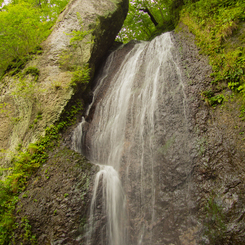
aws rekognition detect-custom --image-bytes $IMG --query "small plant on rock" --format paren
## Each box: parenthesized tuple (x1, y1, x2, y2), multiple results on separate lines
(23, 67, 40, 81)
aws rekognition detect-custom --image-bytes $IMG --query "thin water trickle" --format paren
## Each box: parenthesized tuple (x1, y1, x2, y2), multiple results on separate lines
(73, 32, 192, 244)
(86, 165, 127, 245)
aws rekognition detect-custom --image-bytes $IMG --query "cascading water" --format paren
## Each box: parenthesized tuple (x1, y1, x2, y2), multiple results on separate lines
(73, 32, 195, 244)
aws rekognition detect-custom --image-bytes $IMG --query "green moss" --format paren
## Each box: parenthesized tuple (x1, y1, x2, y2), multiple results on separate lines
(179, 0, 245, 105)
(23, 67, 40, 81)
(1, 46, 43, 80)
(0, 97, 85, 244)
(204, 198, 227, 244)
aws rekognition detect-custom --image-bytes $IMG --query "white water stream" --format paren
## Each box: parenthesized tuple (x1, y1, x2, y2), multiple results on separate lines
(73, 32, 189, 245)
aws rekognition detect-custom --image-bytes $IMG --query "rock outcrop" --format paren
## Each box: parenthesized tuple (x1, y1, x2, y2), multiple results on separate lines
(68, 26, 245, 244)
(3, 0, 245, 243)
(172, 26, 245, 244)
(0, 0, 128, 168)
(14, 142, 99, 244)
(1, 0, 128, 243)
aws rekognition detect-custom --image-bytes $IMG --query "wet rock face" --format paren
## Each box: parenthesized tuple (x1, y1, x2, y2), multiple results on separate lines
(0, 0, 128, 168)
(13, 23, 245, 244)
(81, 33, 201, 244)
(80, 28, 245, 244)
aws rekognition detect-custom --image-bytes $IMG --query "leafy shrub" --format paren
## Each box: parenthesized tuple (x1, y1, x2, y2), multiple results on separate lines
(0, 0, 69, 77)
(71, 65, 90, 91)
(180, 0, 245, 104)
(3, 57, 31, 77)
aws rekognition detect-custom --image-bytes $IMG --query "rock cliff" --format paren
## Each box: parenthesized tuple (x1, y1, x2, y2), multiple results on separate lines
(0, 0, 128, 243)
(173, 26, 245, 244)
(67, 27, 245, 244)
(12, 24, 245, 245)
(0, 0, 128, 169)
(2, 0, 245, 244)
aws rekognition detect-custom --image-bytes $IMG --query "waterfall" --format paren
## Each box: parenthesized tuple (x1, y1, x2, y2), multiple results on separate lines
(73, 32, 194, 245)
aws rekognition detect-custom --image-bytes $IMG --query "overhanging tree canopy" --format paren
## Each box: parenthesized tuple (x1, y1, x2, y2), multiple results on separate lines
(0, 0, 69, 76)
(117, 0, 186, 42)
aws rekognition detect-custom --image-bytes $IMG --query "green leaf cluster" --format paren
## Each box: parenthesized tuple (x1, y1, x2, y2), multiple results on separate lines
(117, 0, 185, 42)
(180, 0, 245, 104)
(0, 0, 69, 77)
(201, 90, 224, 107)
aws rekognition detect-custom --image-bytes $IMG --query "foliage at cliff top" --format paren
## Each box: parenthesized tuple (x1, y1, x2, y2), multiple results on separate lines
(117, 0, 185, 42)
(0, 0, 69, 77)
(179, 0, 245, 105)
(119, 0, 245, 107)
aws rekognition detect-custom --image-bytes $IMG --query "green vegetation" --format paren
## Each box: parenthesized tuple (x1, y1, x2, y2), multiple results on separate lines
(0, 17, 92, 244)
(201, 90, 225, 106)
(117, 0, 186, 42)
(68, 13, 94, 48)
(19, 216, 37, 244)
(180, 0, 245, 105)
(0, 99, 83, 244)
(23, 67, 40, 81)
(118, 0, 245, 111)
(204, 198, 227, 244)
(0, 46, 43, 79)
(70, 64, 91, 92)
(0, 0, 244, 243)
(0, 0, 69, 77)
(59, 13, 93, 71)
(0, 102, 9, 117)
(29, 112, 43, 129)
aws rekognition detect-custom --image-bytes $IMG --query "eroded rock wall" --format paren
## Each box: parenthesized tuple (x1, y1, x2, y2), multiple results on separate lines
(173, 25, 245, 244)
